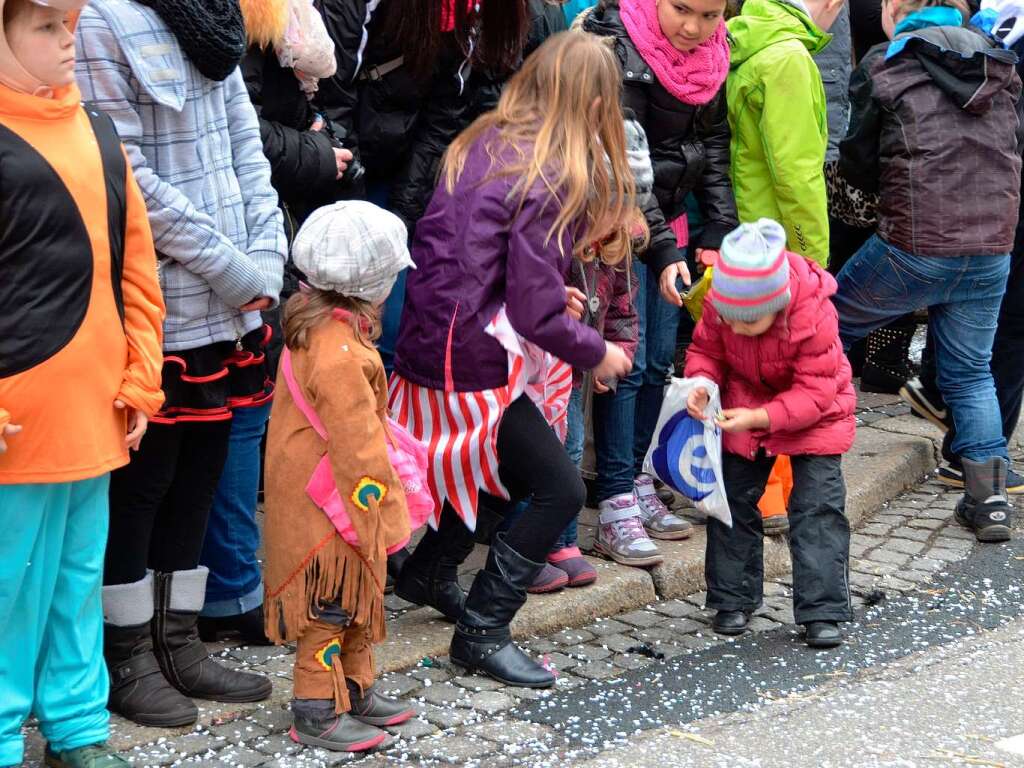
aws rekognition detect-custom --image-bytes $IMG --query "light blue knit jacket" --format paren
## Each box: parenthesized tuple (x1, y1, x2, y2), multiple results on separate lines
(75, 0, 286, 352)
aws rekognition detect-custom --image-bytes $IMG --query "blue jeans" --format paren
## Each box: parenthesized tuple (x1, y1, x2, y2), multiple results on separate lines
(200, 401, 272, 617)
(593, 259, 681, 501)
(834, 236, 1010, 463)
(500, 389, 583, 551)
(365, 180, 405, 374)
(0, 476, 111, 766)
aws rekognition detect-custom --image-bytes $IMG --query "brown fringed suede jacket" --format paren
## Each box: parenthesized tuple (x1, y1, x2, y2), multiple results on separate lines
(263, 314, 411, 644)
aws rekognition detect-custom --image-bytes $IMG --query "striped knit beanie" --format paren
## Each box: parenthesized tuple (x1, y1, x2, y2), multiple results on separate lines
(710, 219, 792, 322)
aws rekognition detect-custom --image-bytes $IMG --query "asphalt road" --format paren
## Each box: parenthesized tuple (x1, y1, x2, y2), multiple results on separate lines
(515, 520, 1024, 767)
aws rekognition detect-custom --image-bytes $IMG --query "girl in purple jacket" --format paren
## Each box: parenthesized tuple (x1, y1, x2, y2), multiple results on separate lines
(389, 31, 638, 687)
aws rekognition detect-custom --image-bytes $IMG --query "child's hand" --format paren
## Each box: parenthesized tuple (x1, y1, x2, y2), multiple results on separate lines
(0, 422, 22, 454)
(716, 407, 769, 433)
(658, 261, 692, 307)
(115, 400, 149, 451)
(565, 286, 587, 321)
(687, 387, 709, 420)
(593, 342, 631, 383)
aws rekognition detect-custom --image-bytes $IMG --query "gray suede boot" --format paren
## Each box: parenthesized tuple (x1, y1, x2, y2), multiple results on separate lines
(955, 457, 1013, 542)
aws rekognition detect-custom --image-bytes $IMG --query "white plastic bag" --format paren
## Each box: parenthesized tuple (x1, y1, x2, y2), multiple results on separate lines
(277, 0, 337, 97)
(642, 376, 731, 527)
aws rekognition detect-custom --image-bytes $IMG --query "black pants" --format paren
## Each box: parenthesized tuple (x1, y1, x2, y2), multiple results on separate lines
(105, 420, 232, 586)
(921, 246, 1024, 464)
(412, 395, 585, 566)
(706, 453, 852, 624)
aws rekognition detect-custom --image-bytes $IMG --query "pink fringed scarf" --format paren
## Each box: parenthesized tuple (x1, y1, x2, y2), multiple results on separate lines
(619, 0, 730, 106)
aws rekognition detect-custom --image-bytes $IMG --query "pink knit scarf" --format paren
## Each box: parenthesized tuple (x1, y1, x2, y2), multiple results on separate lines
(619, 0, 730, 106)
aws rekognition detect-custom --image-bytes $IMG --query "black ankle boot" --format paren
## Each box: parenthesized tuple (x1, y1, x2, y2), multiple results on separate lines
(394, 514, 475, 622)
(449, 534, 554, 688)
(861, 323, 917, 395)
(103, 574, 198, 727)
(153, 569, 272, 703)
(198, 605, 272, 646)
(712, 610, 751, 636)
(105, 622, 198, 727)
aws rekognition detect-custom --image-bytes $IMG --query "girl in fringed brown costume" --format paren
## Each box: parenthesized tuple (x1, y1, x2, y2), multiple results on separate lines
(263, 201, 416, 752)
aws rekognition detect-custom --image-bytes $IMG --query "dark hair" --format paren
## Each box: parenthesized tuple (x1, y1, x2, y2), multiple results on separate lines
(382, 0, 530, 78)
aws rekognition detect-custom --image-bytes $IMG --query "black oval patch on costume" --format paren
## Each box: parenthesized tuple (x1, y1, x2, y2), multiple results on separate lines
(0, 124, 93, 378)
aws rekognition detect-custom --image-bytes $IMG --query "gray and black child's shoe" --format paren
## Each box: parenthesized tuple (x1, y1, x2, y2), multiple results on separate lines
(956, 457, 1014, 542)
(347, 680, 417, 727)
(291, 699, 388, 753)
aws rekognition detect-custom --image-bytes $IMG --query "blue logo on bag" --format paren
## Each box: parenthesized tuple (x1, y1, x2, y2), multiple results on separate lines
(651, 411, 717, 501)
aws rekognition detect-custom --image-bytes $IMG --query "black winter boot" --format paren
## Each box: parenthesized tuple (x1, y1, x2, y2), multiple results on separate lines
(860, 322, 918, 395)
(198, 605, 272, 646)
(449, 534, 555, 688)
(394, 510, 476, 622)
(103, 574, 198, 727)
(956, 458, 1014, 542)
(290, 699, 388, 753)
(153, 568, 272, 703)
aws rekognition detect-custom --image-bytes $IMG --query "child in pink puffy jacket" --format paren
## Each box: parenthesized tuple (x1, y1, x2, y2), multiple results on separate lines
(684, 218, 856, 649)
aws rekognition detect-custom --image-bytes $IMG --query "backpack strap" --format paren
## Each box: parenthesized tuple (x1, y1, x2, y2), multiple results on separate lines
(84, 107, 128, 324)
(281, 347, 330, 441)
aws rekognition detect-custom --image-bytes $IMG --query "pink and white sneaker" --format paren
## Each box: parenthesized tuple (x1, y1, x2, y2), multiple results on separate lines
(594, 493, 663, 567)
(635, 474, 694, 541)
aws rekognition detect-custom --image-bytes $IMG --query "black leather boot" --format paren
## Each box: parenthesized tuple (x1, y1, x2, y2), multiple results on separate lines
(198, 605, 272, 646)
(861, 322, 917, 394)
(956, 457, 1013, 542)
(153, 568, 272, 703)
(712, 610, 751, 636)
(103, 574, 198, 727)
(394, 509, 476, 622)
(449, 534, 555, 688)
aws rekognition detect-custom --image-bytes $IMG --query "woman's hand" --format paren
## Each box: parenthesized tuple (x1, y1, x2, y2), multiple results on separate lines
(686, 387, 709, 420)
(716, 407, 770, 433)
(115, 400, 148, 451)
(565, 286, 587, 321)
(593, 342, 631, 384)
(0, 422, 22, 454)
(659, 261, 692, 307)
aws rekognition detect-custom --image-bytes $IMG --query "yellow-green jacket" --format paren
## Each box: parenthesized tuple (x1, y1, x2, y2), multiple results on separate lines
(726, 0, 831, 266)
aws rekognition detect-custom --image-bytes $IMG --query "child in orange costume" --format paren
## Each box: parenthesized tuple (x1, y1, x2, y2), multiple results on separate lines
(0, 1, 164, 766)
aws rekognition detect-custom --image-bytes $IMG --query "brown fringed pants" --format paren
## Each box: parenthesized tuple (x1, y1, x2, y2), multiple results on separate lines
(293, 608, 376, 713)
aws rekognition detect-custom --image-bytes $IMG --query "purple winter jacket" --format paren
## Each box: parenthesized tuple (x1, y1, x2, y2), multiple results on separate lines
(393, 133, 607, 392)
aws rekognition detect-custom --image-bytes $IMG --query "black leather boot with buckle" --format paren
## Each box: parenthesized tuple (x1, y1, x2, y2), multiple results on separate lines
(449, 534, 555, 688)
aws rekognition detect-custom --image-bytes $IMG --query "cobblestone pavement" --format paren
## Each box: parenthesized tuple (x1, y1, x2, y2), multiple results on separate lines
(63, 465, 1015, 768)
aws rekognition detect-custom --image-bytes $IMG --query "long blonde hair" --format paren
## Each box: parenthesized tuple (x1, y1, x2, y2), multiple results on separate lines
(283, 288, 381, 351)
(443, 31, 644, 265)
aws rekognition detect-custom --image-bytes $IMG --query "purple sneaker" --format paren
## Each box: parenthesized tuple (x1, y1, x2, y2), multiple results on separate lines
(548, 546, 597, 587)
(527, 563, 569, 594)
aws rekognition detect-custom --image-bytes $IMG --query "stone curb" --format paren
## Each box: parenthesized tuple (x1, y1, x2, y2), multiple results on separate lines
(99, 412, 940, 749)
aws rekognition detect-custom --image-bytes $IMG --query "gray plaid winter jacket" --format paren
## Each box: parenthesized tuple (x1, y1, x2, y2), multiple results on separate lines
(75, 0, 286, 352)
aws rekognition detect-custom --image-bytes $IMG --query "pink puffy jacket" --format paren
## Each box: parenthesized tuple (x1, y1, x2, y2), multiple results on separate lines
(684, 252, 856, 460)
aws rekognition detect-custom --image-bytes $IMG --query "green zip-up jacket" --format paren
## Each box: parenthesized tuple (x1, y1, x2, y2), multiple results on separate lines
(727, 0, 831, 266)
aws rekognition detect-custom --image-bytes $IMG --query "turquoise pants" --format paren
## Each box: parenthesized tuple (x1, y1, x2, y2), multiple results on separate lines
(0, 476, 111, 766)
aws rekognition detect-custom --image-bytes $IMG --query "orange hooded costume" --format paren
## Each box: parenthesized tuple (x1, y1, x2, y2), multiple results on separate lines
(0, 1, 165, 484)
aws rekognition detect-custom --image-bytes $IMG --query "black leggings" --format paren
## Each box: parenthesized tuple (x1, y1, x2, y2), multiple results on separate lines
(105, 420, 232, 585)
(415, 395, 585, 564)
